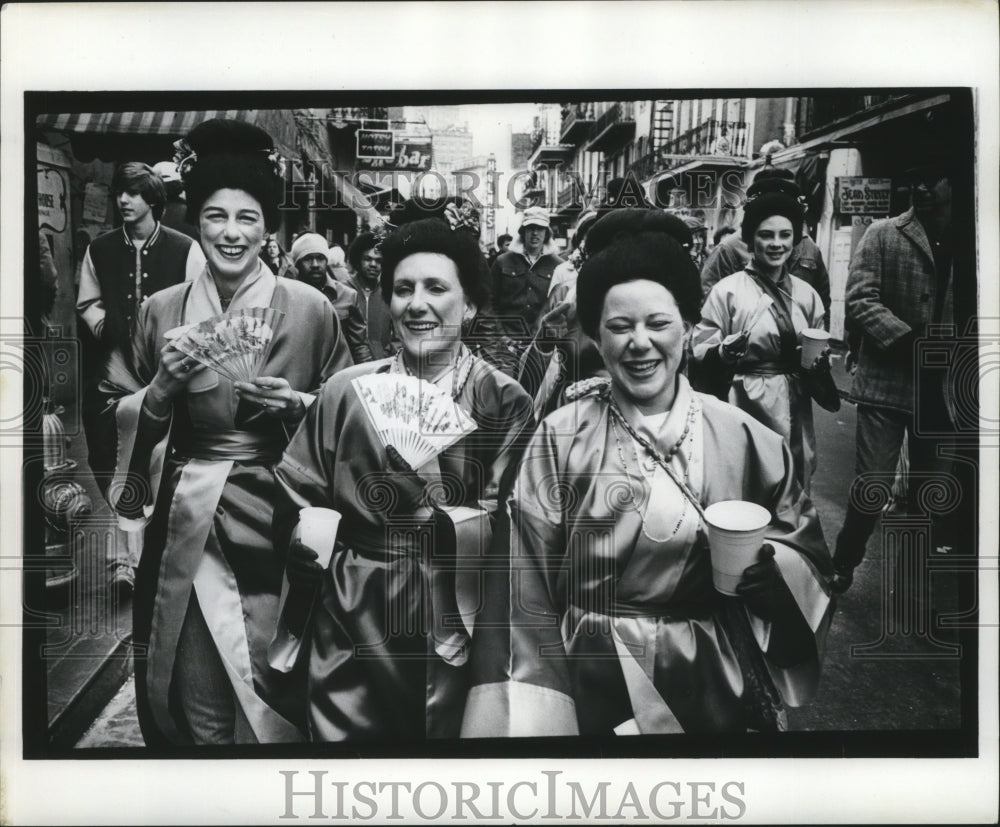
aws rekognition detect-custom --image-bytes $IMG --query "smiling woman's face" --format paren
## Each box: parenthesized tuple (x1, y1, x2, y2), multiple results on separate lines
(597, 279, 688, 415)
(752, 215, 794, 276)
(390, 252, 473, 370)
(199, 188, 266, 283)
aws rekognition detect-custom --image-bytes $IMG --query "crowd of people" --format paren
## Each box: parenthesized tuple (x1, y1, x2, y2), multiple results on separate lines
(68, 116, 956, 745)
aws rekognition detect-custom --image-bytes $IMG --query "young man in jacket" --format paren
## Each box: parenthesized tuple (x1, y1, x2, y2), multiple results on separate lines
(485, 206, 564, 375)
(76, 161, 205, 592)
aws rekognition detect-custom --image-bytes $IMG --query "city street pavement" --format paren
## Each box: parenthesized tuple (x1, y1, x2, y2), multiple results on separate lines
(75, 371, 966, 747)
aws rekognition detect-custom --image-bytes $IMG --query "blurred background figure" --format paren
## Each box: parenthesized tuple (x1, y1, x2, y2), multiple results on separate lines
(683, 215, 709, 270)
(486, 206, 564, 376)
(291, 232, 372, 364)
(347, 231, 396, 360)
(261, 234, 296, 278)
(152, 160, 200, 241)
(327, 244, 351, 282)
(487, 233, 512, 267)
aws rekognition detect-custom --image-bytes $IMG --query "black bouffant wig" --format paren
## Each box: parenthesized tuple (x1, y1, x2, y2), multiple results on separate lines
(576, 209, 702, 338)
(740, 191, 805, 247)
(180, 119, 284, 232)
(585, 208, 694, 256)
(378, 218, 490, 309)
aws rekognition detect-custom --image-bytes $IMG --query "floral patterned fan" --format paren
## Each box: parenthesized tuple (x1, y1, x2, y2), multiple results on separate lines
(169, 307, 284, 383)
(352, 373, 478, 469)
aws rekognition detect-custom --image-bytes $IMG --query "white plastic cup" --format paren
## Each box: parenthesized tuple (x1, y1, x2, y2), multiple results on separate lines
(298, 507, 342, 568)
(704, 500, 771, 595)
(800, 328, 831, 368)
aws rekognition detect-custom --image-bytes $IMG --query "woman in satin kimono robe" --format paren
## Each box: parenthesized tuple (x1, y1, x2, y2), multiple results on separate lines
(272, 217, 534, 741)
(691, 184, 835, 495)
(109, 120, 352, 746)
(462, 210, 833, 736)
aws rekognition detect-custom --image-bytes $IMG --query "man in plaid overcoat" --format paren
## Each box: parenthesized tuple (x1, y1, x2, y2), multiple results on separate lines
(830, 165, 955, 593)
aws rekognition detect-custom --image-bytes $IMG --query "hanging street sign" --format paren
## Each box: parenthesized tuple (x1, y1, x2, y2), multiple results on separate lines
(356, 129, 395, 160)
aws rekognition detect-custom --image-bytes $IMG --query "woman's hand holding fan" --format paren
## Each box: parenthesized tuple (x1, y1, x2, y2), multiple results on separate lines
(169, 307, 285, 384)
(147, 340, 209, 414)
(352, 373, 478, 472)
(234, 375, 305, 421)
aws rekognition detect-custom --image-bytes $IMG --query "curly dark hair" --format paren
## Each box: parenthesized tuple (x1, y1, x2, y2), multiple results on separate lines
(378, 218, 490, 309)
(180, 119, 284, 232)
(347, 232, 381, 271)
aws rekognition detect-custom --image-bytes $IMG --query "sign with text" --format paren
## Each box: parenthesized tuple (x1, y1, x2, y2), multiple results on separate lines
(37, 165, 69, 233)
(356, 128, 395, 160)
(358, 139, 433, 171)
(835, 177, 892, 215)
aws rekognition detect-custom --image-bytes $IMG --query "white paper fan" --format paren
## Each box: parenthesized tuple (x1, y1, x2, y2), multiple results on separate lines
(352, 373, 478, 469)
(170, 307, 284, 383)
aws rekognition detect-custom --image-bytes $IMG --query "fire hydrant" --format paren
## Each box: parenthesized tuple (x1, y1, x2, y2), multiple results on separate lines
(41, 400, 93, 590)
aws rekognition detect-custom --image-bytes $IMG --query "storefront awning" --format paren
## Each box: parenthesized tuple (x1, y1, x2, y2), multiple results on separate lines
(36, 110, 299, 159)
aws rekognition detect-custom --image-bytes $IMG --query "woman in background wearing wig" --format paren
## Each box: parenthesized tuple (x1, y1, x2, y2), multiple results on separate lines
(692, 181, 838, 496)
(110, 119, 352, 746)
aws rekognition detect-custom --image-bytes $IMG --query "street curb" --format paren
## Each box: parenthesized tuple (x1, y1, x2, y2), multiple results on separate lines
(49, 635, 133, 749)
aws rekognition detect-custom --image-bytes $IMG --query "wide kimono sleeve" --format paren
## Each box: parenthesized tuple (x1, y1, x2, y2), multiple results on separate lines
(691, 279, 737, 362)
(845, 221, 911, 349)
(107, 296, 174, 528)
(461, 417, 580, 737)
(476, 371, 536, 509)
(699, 240, 746, 300)
(271, 379, 342, 560)
(721, 409, 834, 705)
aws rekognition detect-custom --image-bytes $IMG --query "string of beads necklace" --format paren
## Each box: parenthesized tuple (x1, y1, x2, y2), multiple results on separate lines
(608, 396, 697, 543)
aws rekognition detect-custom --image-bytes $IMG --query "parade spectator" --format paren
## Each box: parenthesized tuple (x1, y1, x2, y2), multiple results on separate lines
(273, 218, 533, 741)
(684, 215, 709, 270)
(487, 233, 512, 266)
(109, 119, 352, 746)
(487, 206, 564, 375)
(830, 162, 956, 593)
(152, 160, 200, 241)
(463, 217, 832, 736)
(291, 232, 373, 363)
(700, 170, 831, 328)
(327, 244, 351, 282)
(347, 231, 396, 359)
(76, 161, 205, 592)
(261, 234, 296, 278)
(692, 181, 838, 496)
(713, 225, 737, 248)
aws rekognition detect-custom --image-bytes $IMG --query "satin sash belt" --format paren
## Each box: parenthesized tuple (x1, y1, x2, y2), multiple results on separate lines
(172, 428, 284, 463)
(739, 361, 796, 377)
(572, 597, 718, 620)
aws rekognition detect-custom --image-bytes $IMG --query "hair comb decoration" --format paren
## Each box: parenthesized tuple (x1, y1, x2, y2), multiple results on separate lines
(443, 200, 482, 237)
(172, 138, 197, 180)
